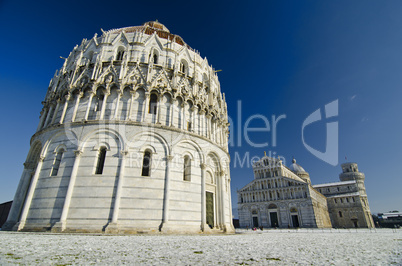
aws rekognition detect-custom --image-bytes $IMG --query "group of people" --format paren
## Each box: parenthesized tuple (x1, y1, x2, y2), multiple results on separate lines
(246, 226, 264, 231)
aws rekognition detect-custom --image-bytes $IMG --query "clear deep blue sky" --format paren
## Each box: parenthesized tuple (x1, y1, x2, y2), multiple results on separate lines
(0, 0, 401, 215)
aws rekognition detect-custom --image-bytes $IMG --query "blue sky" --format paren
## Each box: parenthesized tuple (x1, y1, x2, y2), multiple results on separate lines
(0, 0, 401, 215)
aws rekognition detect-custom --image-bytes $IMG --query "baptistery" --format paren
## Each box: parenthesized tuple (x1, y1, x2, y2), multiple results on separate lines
(4, 21, 234, 234)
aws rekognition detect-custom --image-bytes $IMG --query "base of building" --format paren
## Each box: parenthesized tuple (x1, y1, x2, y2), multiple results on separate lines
(4, 221, 231, 235)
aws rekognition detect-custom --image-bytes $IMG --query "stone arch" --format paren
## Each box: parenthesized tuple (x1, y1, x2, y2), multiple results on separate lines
(131, 131, 170, 177)
(180, 59, 188, 74)
(206, 152, 221, 173)
(206, 170, 214, 184)
(131, 131, 170, 157)
(52, 143, 68, 154)
(79, 128, 125, 153)
(41, 130, 78, 159)
(172, 139, 204, 165)
(115, 46, 125, 61)
(268, 204, 278, 209)
(26, 140, 43, 169)
(149, 48, 160, 64)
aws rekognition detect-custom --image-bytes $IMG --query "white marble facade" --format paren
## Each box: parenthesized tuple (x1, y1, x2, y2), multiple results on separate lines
(238, 156, 332, 229)
(238, 156, 374, 229)
(3, 21, 234, 234)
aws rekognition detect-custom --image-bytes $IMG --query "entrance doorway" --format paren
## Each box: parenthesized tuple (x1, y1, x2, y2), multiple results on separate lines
(270, 212, 278, 227)
(206, 192, 214, 229)
(291, 215, 299, 228)
(352, 219, 358, 228)
(252, 216, 259, 228)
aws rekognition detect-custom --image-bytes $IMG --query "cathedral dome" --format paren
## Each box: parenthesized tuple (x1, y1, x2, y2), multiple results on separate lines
(289, 159, 306, 173)
(288, 159, 311, 184)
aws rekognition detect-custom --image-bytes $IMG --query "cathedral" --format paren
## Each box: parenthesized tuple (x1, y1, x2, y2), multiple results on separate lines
(238, 154, 374, 229)
(3, 21, 234, 234)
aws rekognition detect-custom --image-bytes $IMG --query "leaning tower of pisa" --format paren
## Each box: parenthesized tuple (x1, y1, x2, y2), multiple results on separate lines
(4, 21, 234, 234)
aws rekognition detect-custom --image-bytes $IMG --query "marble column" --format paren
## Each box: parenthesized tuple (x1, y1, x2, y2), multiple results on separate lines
(156, 95, 162, 124)
(110, 151, 128, 224)
(200, 163, 209, 231)
(99, 91, 110, 120)
(190, 106, 197, 132)
(84, 92, 95, 121)
(2, 164, 35, 230)
(181, 102, 186, 130)
(17, 156, 45, 231)
(59, 94, 71, 124)
(199, 110, 205, 136)
(169, 99, 175, 127)
(51, 100, 61, 124)
(113, 91, 122, 120)
(43, 104, 55, 128)
(52, 150, 82, 232)
(161, 155, 173, 232)
(127, 92, 135, 121)
(142, 92, 150, 123)
(71, 92, 83, 122)
(206, 114, 212, 138)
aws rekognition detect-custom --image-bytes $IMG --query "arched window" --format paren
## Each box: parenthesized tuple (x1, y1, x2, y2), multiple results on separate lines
(141, 151, 151, 176)
(51, 149, 65, 176)
(116, 48, 125, 61)
(339, 211, 343, 218)
(180, 60, 187, 74)
(183, 156, 191, 181)
(95, 147, 107, 174)
(148, 94, 158, 115)
(153, 54, 158, 64)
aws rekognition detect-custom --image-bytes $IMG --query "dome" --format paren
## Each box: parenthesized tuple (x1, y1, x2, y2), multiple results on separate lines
(3, 22, 234, 235)
(107, 21, 189, 48)
(288, 158, 306, 173)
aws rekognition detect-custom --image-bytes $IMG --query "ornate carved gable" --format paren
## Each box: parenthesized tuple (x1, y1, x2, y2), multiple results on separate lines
(111, 32, 129, 47)
(178, 45, 193, 64)
(151, 70, 171, 90)
(143, 33, 164, 51)
(124, 64, 146, 87)
(98, 65, 119, 85)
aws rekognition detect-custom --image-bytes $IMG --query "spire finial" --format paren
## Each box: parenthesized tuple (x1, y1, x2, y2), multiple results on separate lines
(264, 151, 266, 156)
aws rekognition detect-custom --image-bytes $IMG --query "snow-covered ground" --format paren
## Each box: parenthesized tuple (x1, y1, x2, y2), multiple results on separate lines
(0, 229, 401, 265)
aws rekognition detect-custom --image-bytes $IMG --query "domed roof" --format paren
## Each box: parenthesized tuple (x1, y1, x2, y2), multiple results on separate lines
(107, 21, 188, 48)
(288, 159, 307, 173)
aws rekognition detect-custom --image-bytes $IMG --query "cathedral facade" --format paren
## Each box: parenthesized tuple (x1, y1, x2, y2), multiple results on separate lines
(3, 21, 234, 234)
(238, 155, 374, 229)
